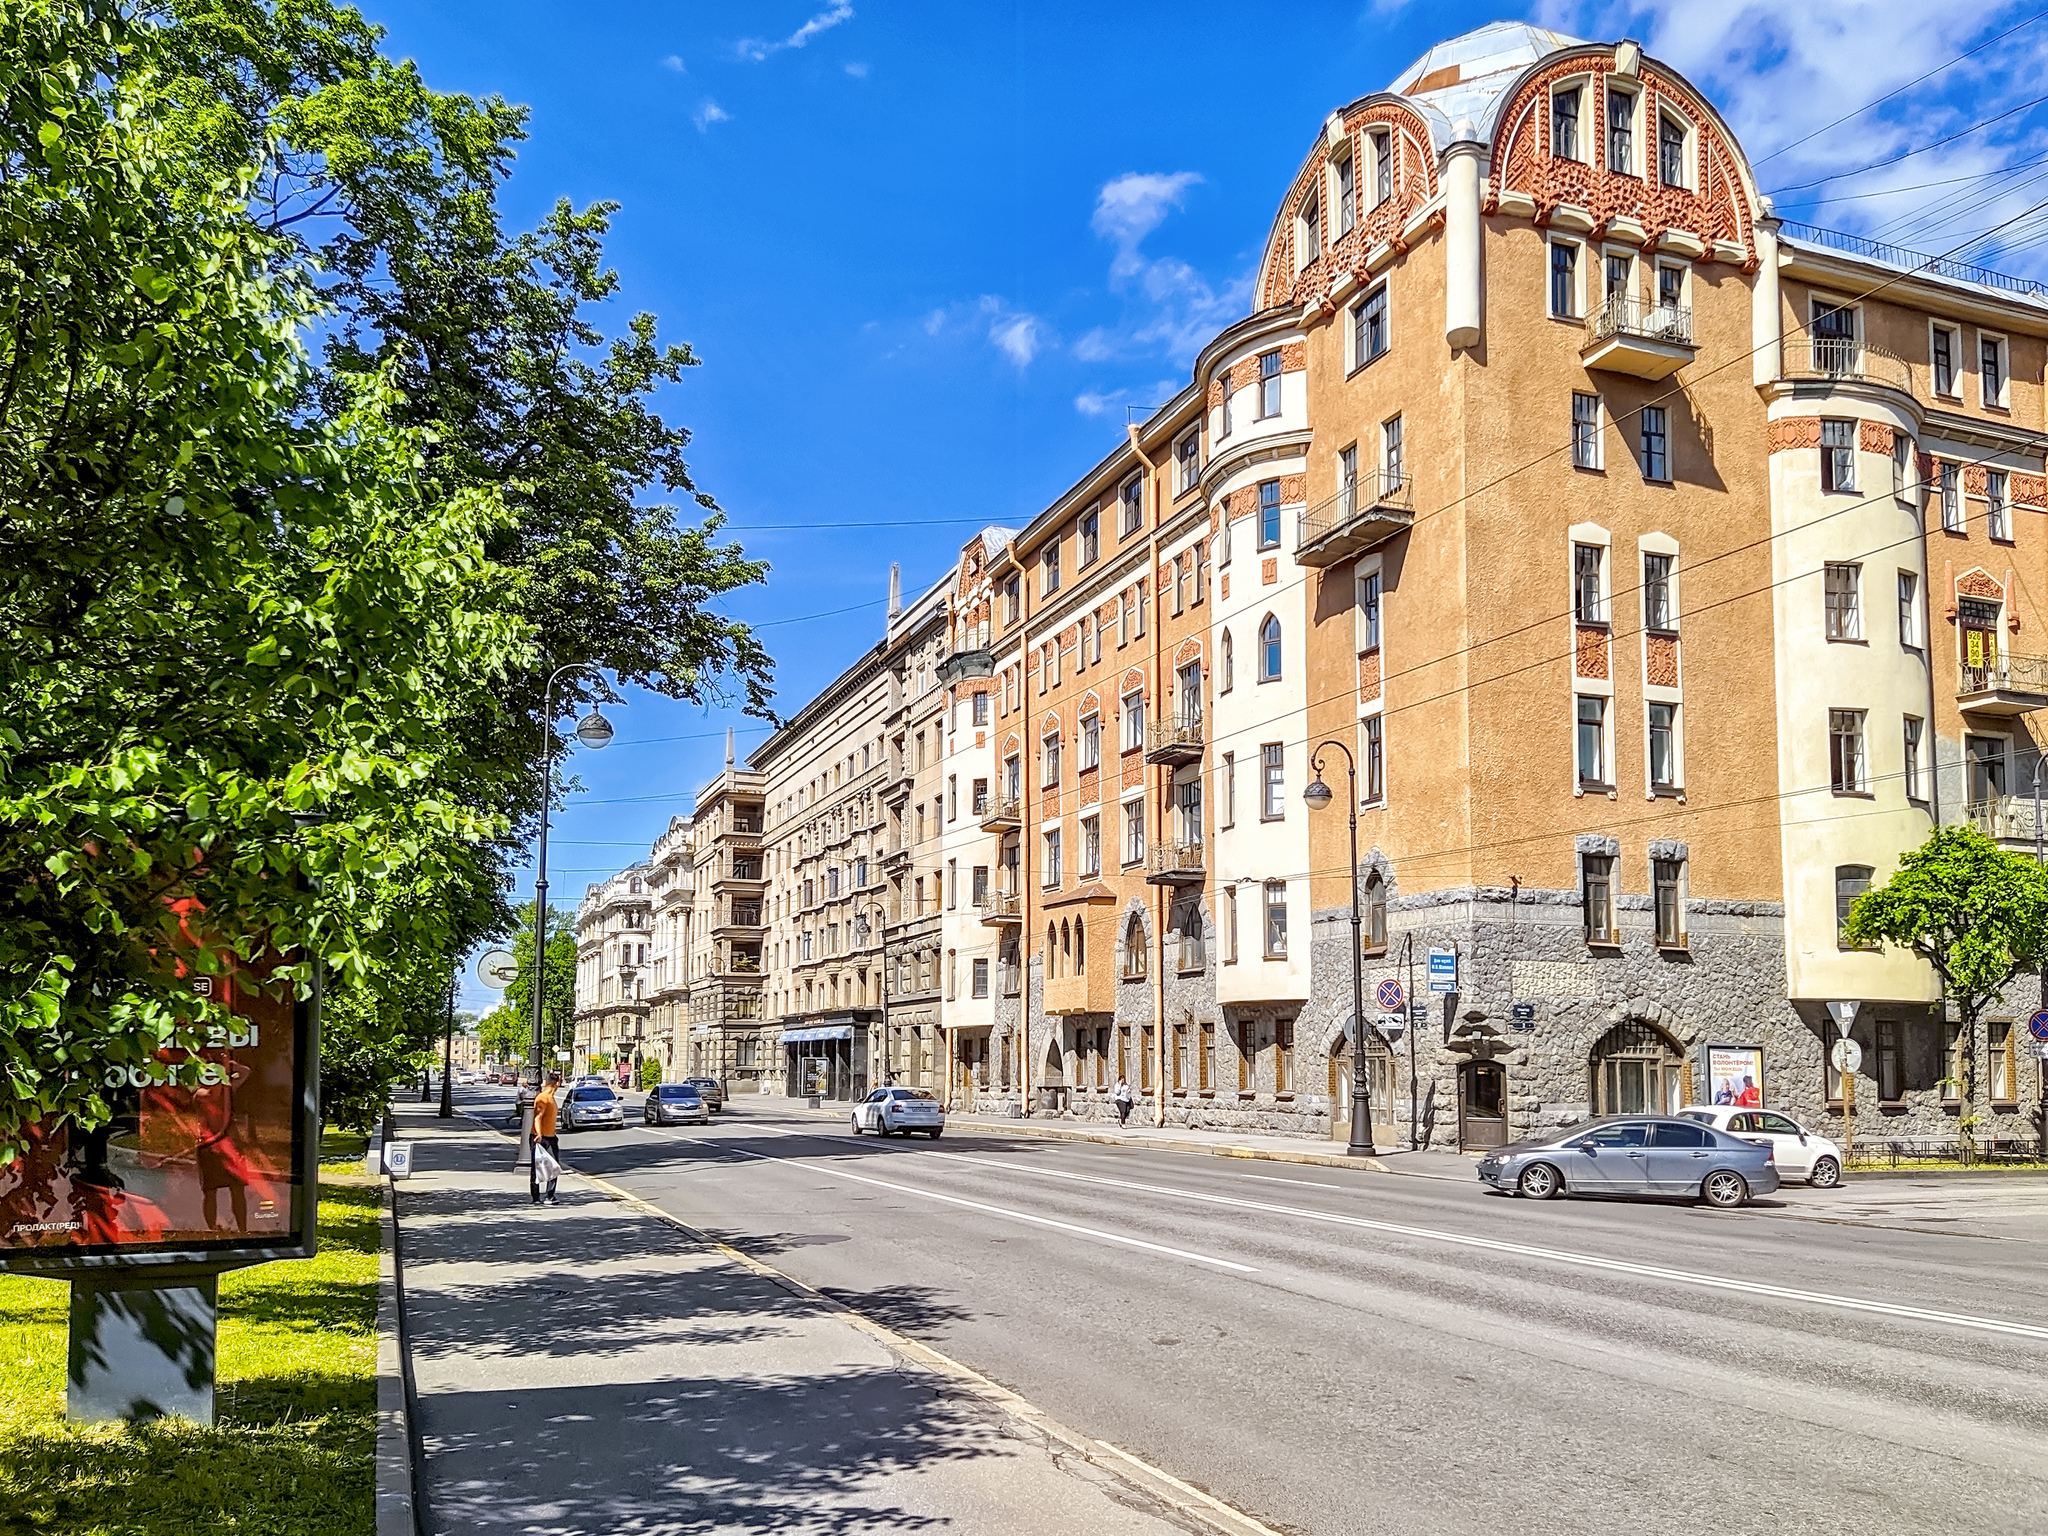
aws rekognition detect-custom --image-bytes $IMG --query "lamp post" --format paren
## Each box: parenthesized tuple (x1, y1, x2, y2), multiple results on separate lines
(528, 665, 615, 1098)
(1305, 741, 1374, 1157)
(438, 973, 455, 1118)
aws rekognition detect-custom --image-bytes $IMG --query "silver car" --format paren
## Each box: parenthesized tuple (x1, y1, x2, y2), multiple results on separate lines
(851, 1086, 945, 1138)
(560, 1083, 626, 1132)
(1477, 1115, 1779, 1207)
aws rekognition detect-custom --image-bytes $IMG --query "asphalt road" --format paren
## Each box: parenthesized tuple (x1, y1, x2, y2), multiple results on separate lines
(472, 1088, 2048, 1536)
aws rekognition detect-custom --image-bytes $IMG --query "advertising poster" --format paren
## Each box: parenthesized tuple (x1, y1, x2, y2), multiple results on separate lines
(1707, 1045, 1766, 1109)
(0, 967, 309, 1266)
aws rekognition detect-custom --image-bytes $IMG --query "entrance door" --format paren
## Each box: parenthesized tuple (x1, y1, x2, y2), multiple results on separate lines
(1961, 599, 2002, 693)
(1459, 1061, 1507, 1149)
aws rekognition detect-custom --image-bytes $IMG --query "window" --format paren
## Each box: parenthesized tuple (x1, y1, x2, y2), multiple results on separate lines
(1363, 715, 1385, 802)
(1261, 742, 1285, 819)
(971, 864, 988, 905)
(1640, 406, 1669, 481)
(1820, 419, 1856, 493)
(1337, 443, 1358, 513)
(1002, 574, 1021, 623)
(1941, 462, 1962, 532)
(1258, 615, 1282, 680)
(1235, 1020, 1254, 1091)
(1932, 325, 1957, 396)
(1194, 540, 1209, 605)
(1576, 696, 1607, 784)
(1041, 540, 1060, 595)
(1003, 753, 1020, 799)
(1176, 430, 1200, 494)
(1372, 129, 1392, 205)
(1079, 505, 1100, 566)
(1123, 914, 1147, 979)
(1648, 702, 1676, 790)
(946, 859, 958, 909)
(1833, 866, 1873, 947)
(1219, 512, 1232, 565)
(1171, 554, 1187, 615)
(1043, 731, 1063, 787)
(948, 775, 958, 821)
(1989, 471, 2010, 539)
(1824, 563, 1862, 641)
(1903, 716, 1924, 800)
(1298, 200, 1320, 265)
(1604, 251, 1630, 305)
(1274, 1018, 1293, 1095)
(1042, 829, 1062, 888)
(1353, 283, 1388, 367)
(1571, 392, 1601, 470)
(1607, 86, 1635, 172)
(1200, 1021, 1215, 1092)
(1552, 85, 1582, 161)
(1643, 553, 1674, 631)
(1549, 241, 1578, 319)
(1877, 1020, 1902, 1103)
(1382, 415, 1403, 489)
(1079, 713, 1100, 770)
(1220, 376, 1234, 437)
(1258, 349, 1282, 417)
(1360, 571, 1381, 649)
(1220, 629, 1234, 691)
(1123, 798, 1145, 866)
(972, 958, 989, 999)
(1653, 858, 1682, 947)
(1263, 880, 1288, 958)
(1176, 900, 1206, 971)
(1582, 854, 1614, 944)
(1258, 479, 1281, 549)
(1893, 436, 1912, 503)
(1967, 734, 2006, 804)
(1991, 1020, 2015, 1101)
(1336, 150, 1356, 234)
(1176, 660, 1202, 728)
(1080, 814, 1100, 877)
(1829, 709, 1867, 794)
(1982, 333, 2008, 407)
(1365, 872, 1387, 952)
(1897, 571, 1918, 649)
(1221, 887, 1238, 963)
(1221, 751, 1236, 827)
(1657, 112, 1686, 186)
(1121, 690, 1144, 751)
(973, 692, 989, 726)
(1573, 542, 1605, 623)
(1121, 475, 1144, 537)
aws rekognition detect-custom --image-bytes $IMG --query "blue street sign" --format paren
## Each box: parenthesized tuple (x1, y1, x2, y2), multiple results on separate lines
(2029, 1009, 2048, 1043)
(1375, 978, 1405, 1011)
(1427, 947, 1458, 994)
(1510, 1003, 1536, 1029)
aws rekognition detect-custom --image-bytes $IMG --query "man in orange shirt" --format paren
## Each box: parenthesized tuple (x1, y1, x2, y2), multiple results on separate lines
(531, 1073, 562, 1205)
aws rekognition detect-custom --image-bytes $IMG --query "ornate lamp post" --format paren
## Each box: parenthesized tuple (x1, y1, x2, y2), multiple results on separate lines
(1305, 740, 1374, 1156)
(528, 665, 615, 1097)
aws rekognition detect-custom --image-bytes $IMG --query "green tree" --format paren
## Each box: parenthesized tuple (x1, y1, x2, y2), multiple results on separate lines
(638, 1056, 662, 1090)
(498, 905, 576, 1074)
(1845, 824, 2048, 1113)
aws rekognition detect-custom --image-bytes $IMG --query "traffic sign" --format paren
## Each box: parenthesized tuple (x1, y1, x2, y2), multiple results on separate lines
(1830, 1038, 1863, 1074)
(1375, 978, 1405, 1012)
(2028, 1009, 2048, 1042)
(476, 948, 519, 989)
(1375, 1014, 1407, 1046)
(1427, 947, 1458, 994)
(2034, 1040, 2048, 1061)
(1408, 1001, 1429, 1023)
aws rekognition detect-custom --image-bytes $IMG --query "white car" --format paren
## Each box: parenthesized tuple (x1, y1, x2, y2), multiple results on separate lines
(1678, 1106, 1842, 1187)
(851, 1086, 945, 1139)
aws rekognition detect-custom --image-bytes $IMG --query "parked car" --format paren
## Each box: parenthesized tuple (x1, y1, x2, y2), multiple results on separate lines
(851, 1086, 945, 1138)
(561, 1083, 625, 1132)
(645, 1084, 710, 1126)
(1679, 1106, 1843, 1187)
(1477, 1115, 1778, 1207)
(683, 1077, 726, 1112)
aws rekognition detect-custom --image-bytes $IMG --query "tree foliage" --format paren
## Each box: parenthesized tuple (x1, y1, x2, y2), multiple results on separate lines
(492, 905, 575, 1073)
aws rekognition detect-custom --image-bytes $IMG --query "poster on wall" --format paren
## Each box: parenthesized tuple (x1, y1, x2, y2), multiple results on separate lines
(0, 964, 317, 1275)
(1706, 1045, 1766, 1109)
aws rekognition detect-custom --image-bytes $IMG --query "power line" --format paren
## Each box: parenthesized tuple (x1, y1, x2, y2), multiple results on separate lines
(1767, 88, 2048, 195)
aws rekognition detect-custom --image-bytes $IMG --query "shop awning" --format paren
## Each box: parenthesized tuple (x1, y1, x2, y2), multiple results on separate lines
(780, 1024, 855, 1044)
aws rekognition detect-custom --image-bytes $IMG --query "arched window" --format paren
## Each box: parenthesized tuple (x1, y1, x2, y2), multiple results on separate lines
(1258, 615, 1283, 681)
(1046, 923, 1058, 977)
(1589, 1021, 1686, 1115)
(1074, 918, 1087, 974)
(1365, 871, 1388, 953)
(1123, 913, 1148, 979)
(1220, 630, 1234, 692)
(1060, 920, 1072, 976)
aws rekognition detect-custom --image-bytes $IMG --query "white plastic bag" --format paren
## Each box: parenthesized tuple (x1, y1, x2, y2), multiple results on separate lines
(533, 1142, 561, 1185)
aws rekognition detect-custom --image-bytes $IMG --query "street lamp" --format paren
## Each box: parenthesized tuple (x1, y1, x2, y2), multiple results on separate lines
(1305, 740, 1374, 1157)
(529, 665, 614, 1100)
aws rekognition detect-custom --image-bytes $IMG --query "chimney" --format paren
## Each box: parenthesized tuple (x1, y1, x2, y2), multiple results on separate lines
(724, 726, 735, 770)
(887, 562, 902, 623)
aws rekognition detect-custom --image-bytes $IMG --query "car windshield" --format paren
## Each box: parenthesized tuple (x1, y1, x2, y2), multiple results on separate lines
(657, 1086, 699, 1099)
(891, 1088, 938, 1101)
(571, 1087, 616, 1102)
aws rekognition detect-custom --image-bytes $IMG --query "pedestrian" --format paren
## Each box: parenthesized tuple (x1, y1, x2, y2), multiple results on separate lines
(531, 1072, 562, 1206)
(1113, 1075, 1134, 1128)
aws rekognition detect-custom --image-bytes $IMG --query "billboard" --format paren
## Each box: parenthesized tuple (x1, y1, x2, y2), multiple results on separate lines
(1706, 1045, 1766, 1110)
(0, 963, 319, 1276)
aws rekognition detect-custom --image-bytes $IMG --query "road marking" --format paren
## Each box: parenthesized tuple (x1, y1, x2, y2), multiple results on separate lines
(918, 1151, 2048, 1344)
(1236, 1172, 1350, 1191)
(642, 1128, 1256, 1274)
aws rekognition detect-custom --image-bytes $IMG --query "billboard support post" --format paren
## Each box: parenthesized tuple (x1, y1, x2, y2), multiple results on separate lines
(68, 1268, 220, 1426)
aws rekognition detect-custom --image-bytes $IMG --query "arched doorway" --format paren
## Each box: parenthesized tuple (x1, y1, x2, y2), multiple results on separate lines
(1327, 1033, 1397, 1142)
(1589, 1021, 1687, 1115)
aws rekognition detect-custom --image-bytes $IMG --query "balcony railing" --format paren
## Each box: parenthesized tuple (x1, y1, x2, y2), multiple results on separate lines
(1145, 840, 1206, 885)
(1967, 796, 2045, 847)
(1145, 716, 1204, 765)
(1781, 337, 1913, 394)
(980, 890, 1022, 925)
(979, 795, 1021, 831)
(1581, 296, 1697, 380)
(1958, 653, 2048, 714)
(1779, 221, 2048, 299)
(1295, 472, 1413, 569)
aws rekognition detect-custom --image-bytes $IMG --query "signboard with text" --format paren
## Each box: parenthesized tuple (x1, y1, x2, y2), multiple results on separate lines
(1427, 948, 1458, 994)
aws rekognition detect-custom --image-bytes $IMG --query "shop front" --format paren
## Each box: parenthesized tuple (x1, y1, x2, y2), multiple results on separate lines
(781, 1020, 868, 1101)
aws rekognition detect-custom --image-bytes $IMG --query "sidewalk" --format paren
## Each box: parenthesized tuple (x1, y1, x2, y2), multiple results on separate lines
(383, 1101, 1249, 1536)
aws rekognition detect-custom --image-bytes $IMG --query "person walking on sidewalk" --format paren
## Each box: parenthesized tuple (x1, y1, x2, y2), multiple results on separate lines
(1112, 1076, 1134, 1128)
(531, 1072, 562, 1205)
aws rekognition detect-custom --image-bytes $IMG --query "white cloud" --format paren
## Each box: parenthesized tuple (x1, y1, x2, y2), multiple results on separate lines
(1092, 171, 1203, 281)
(662, 54, 686, 73)
(693, 100, 731, 133)
(989, 312, 1044, 367)
(845, 60, 870, 78)
(1074, 380, 1179, 419)
(919, 296, 1050, 367)
(738, 3, 855, 62)
(1076, 170, 1250, 366)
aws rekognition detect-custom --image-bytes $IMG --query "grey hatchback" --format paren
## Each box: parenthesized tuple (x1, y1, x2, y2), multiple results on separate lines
(1477, 1115, 1778, 1207)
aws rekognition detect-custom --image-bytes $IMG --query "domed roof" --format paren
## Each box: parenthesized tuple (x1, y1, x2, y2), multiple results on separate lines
(1387, 20, 1586, 140)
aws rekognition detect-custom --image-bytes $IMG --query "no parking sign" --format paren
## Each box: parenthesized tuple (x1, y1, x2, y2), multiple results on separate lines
(2028, 1010, 2048, 1043)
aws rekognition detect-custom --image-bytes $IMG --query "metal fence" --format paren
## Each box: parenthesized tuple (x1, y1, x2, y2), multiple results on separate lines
(1585, 293, 1694, 347)
(1779, 221, 2048, 299)
(1781, 337, 1914, 393)
(1845, 1134, 2042, 1170)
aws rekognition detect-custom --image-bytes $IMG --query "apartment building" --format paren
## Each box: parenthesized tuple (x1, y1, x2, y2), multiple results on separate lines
(683, 735, 773, 1090)
(572, 864, 653, 1070)
(883, 571, 954, 1090)
(642, 815, 694, 1075)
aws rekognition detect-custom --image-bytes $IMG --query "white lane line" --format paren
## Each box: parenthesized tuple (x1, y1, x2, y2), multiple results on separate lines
(1237, 1172, 1350, 1191)
(642, 1128, 1256, 1274)
(918, 1151, 2048, 1344)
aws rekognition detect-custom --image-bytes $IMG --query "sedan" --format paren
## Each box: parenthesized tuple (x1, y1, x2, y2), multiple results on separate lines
(1477, 1115, 1778, 1207)
(561, 1084, 625, 1132)
(645, 1084, 710, 1126)
(1678, 1105, 1843, 1187)
(851, 1086, 945, 1139)
(684, 1077, 726, 1112)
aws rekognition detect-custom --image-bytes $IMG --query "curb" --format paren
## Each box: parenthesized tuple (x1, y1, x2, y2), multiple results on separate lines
(373, 1177, 421, 1536)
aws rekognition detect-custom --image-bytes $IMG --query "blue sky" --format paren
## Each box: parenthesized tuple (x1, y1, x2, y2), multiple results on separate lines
(403, 0, 2048, 1006)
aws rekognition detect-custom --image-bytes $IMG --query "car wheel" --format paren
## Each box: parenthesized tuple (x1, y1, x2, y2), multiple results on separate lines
(1517, 1162, 1563, 1200)
(927, 1128, 943, 1139)
(1808, 1156, 1841, 1189)
(850, 1115, 862, 1135)
(1701, 1170, 1750, 1208)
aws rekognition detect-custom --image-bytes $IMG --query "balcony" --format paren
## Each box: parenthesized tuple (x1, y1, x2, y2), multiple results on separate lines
(1780, 337, 1913, 394)
(1967, 796, 2047, 850)
(1580, 295, 1697, 380)
(979, 795, 1021, 831)
(1295, 472, 1413, 569)
(980, 890, 1022, 926)
(1145, 716, 1204, 766)
(690, 985, 763, 1025)
(880, 843, 910, 872)
(1145, 840, 1206, 885)
(939, 647, 995, 685)
(1958, 654, 2048, 716)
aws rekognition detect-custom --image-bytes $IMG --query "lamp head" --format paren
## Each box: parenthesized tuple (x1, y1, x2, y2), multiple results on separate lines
(575, 708, 616, 749)
(1302, 777, 1334, 812)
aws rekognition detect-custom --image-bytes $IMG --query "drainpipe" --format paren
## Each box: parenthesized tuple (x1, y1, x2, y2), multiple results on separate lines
(1018, 558, 1035, 1117)
(1130, 422, 1170, 1127)
(1442, 120, 1485, 351)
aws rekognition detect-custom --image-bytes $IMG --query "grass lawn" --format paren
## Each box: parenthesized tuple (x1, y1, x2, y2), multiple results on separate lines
(0, 1135, 380, 1536)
